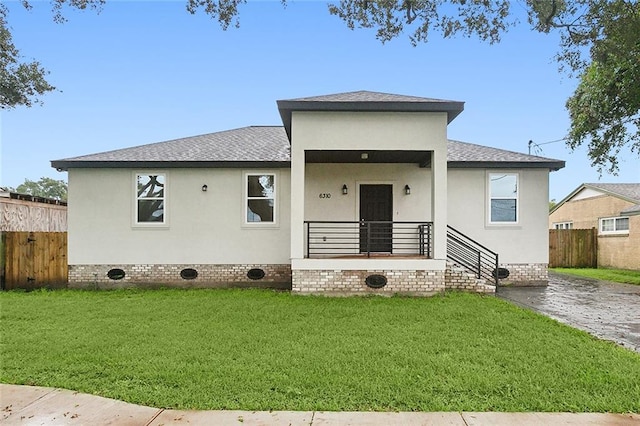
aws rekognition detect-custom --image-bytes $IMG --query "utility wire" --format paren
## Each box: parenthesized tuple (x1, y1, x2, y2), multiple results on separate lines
(528, 138, 567, 155)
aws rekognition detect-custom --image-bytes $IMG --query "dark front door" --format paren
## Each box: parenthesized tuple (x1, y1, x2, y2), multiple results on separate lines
(359, 184, 393, 253)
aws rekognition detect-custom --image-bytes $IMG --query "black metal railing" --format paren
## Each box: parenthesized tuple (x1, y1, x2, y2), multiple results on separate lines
(304, 221, 433, 258)
(446, 225, 499, 285)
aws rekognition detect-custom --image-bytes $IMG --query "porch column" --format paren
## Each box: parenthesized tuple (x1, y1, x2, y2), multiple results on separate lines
(290, 142, 305, 260)
(431, 148, 447, 259)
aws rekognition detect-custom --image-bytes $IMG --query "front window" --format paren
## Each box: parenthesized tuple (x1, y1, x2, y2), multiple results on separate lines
(136, 174, 165, 224)
(489, 173, 518, 223)
(599, 216, 629, 235)
(245, 173, 275, 224)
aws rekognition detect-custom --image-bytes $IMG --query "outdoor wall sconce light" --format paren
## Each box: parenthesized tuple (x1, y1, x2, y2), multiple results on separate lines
(202, 184, 208, 192)
(342, 184, 348, 195)
(404, 185, 411, 195)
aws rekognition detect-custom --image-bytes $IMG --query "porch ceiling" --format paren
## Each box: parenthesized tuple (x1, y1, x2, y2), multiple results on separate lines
(305, 150, 431, 167)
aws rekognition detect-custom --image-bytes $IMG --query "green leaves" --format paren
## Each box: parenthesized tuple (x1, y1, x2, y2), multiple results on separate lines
(186, 0, 247, 29)
(1, 0, 105, 109)
(0, 6, 55, 109)
(327, 0, 515, 46)
(15, 177, 68, 200)
(564, 0, 640, 173)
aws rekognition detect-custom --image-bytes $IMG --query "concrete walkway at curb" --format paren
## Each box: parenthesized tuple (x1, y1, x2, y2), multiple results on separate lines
(2, 384, 638, 426)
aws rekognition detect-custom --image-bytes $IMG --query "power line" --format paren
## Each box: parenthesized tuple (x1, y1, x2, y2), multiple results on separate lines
(528, 138, 566, 155)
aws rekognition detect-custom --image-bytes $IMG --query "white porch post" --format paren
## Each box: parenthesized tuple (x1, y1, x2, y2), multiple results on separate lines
(431, 147, 447, 260)
(290, 141, 305, 261)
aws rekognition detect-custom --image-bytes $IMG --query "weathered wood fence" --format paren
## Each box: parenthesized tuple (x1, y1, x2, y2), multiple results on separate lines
(548, 228, 597, 268)
(1, 232, 68, 290)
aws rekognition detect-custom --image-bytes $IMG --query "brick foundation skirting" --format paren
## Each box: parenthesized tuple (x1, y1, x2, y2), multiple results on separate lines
(68, 264, 292, 289)
(445, 265, 495, 294)
(292, 269, 445, 295)
(500, 263, 548, 286)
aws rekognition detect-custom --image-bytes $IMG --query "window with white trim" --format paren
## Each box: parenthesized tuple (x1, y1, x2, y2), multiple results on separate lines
(136, 173, 165, 224)
(245, 173, 276, 224)
(553, 222, 573, 229)
(599, 216, 629, 235)
(489, 173, 518, 223)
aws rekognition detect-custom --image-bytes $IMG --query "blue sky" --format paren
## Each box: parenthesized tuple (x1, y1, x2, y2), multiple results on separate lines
(1, 0, 638, 201)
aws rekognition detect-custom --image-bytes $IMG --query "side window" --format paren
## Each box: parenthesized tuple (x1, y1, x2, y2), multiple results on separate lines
(245, 173, 276, 224)
(489, 173, 518, 223)
(599, 217, 629, 235)
(136, 173, 165, 224)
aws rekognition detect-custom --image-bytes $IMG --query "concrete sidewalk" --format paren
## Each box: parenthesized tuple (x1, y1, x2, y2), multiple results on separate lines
(1, 384, 638, 425)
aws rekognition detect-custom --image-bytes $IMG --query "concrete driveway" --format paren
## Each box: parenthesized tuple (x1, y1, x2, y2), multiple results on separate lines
(497, 272, 640, 353)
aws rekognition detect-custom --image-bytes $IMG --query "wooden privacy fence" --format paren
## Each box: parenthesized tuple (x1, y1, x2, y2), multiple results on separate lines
(1, 232, 68, 290)
(549, 228, 597, 268)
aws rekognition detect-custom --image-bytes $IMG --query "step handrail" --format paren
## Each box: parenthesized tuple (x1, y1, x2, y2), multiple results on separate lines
(446, 225, 499, 285)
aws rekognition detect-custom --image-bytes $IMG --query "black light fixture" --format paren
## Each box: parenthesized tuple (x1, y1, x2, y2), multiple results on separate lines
(342, 184, 348, 195)
(404, 184, 411, 195)
(202, 184, 208, 192)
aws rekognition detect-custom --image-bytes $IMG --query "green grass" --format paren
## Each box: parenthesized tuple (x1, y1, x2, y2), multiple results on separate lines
(552, 268, 640, 285)
(1, 289, 639, 412)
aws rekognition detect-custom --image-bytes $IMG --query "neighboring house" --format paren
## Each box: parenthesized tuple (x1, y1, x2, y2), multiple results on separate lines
(0, 188, 67, 232)
(51, 91, 564, 294)
(549, 183, 640, 270)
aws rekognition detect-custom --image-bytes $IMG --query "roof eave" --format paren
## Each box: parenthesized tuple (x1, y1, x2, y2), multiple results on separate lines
(51, 160, 292, 171)
(448, 161, 566, 171)
(53, 159, 566, 171)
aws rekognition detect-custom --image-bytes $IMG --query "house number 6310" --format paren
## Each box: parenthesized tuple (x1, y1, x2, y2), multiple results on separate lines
(319, 193, 331, 199)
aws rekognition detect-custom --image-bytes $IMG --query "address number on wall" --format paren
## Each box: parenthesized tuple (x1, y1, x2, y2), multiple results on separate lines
(319, 193, 332, 199)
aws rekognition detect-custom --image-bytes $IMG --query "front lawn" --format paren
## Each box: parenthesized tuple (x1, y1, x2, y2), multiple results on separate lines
(1, 289, 639, 412)
(552, 268, 640, 285)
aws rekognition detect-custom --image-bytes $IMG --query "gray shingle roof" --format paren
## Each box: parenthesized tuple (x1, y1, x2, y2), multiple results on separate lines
(584, 183, 640, 203)
(52, 126, 565, 172)
(621, 204, 640, 215)
(285, 90, 460, 104)
(51, 126, 291, 169)
(447, 140, 565, 170)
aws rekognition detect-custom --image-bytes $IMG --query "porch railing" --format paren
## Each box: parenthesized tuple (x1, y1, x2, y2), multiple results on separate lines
(446, 225, 499, 285)
(304, 221, 432, 258)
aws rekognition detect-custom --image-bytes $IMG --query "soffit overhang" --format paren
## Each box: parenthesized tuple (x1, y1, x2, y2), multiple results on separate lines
(305, 150, 432, 167)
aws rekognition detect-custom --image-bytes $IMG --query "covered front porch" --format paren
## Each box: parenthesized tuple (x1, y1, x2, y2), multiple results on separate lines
(278, 91, 458, 294)
(291, 156, 448, 295)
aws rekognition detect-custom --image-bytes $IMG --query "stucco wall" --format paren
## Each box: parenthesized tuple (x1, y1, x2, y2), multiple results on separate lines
(598, 218, 639, 269)
(290, 111, 448, 151)
(447, 168, 551, 265)
(550, 194, 639, 270)
(67, 168, 291, 265)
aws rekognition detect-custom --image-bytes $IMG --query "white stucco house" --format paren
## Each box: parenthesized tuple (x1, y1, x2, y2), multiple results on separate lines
(51, 91, 564, 294)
